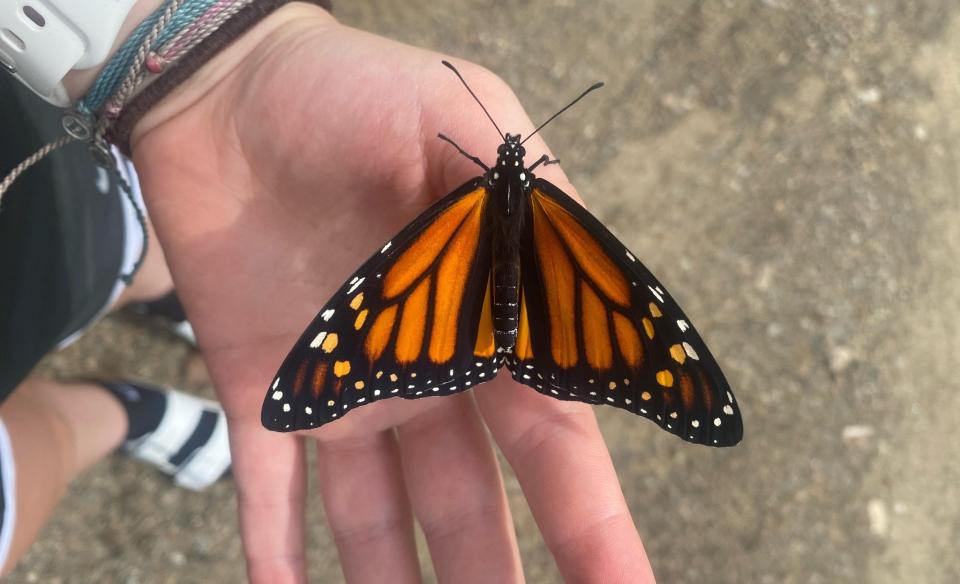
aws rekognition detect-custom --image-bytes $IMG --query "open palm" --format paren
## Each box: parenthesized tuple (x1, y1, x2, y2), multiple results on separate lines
(130, 7, 653, 583)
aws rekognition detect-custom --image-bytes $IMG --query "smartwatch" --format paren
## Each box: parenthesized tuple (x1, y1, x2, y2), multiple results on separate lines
(0, 0, 138, 106)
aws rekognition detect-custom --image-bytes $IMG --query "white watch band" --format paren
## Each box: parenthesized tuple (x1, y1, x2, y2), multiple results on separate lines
(0, 0, 138, 106)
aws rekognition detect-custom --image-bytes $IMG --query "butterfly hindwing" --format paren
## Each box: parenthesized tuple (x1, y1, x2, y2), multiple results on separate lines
(509, 178, 742, 446)
(262, 179, 499, 431)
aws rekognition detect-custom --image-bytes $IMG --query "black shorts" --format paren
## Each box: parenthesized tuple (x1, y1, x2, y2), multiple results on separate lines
(0, 74, 131, 402)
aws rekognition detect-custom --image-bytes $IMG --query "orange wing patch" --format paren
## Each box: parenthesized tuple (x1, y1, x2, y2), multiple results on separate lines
(311, 362, 327, 397)
(532, 194, 578, 368)
(531, 190, 650, 373)
(395, 276, 430, 363)
(534, 192, 630, 307)
(364, 305, 398, 361)
(612, 313, 643, 368)
(430, 197, 486, 363)
(354, 309, 369, 330)
(698, 370, 715, 412)
(581, 281, 613, 370)
(351, 188, 489, 368)
(679, 372, 696, 411)
(516, 290, 534, 360)
(294, 359, 309, 396)
(474, 278, 495, 358)
(383, 188, 486, 299)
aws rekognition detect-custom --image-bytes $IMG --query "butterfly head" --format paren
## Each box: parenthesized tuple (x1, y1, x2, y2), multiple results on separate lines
(494, 133, 526, 176)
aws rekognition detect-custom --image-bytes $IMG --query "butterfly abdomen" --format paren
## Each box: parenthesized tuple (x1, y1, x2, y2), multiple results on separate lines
(492, 252, 520, 352)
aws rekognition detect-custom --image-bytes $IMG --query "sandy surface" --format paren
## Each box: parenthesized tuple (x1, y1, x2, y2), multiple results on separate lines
(10, 1, 960, 582)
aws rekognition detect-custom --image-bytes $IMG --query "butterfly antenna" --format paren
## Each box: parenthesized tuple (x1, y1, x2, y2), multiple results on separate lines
(442, 60, 506, 141)
(521, 81, 604, 145)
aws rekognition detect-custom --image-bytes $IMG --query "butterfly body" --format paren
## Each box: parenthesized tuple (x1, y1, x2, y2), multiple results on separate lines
(488, 133, 532, 353)
(262, 68, 743, 447)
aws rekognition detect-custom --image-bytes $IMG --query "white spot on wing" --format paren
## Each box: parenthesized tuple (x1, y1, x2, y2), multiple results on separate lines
(381, 241, 392, 253)
(309, 331, 327, 349)
(272, 391, 283, 401)
(626, 250, 636, 262)
(347, 277, 365, 294)
(272, 378, 280, 390)
(683, 341, 699, 360)
(677, 319, 689, 332)
(321, 309, 335, 321)
(282, 403, 291, 412)
(648, 285, 664, 303)
(305, 406, 312, 415)
(723, 404, 734, 415)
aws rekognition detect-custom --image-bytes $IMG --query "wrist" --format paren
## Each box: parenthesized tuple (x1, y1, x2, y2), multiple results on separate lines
(125, 2, 336, 151)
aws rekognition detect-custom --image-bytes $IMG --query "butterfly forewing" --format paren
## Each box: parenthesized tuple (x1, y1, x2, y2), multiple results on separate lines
(262, 179, 499, 431)
(508, 179, 742, 446)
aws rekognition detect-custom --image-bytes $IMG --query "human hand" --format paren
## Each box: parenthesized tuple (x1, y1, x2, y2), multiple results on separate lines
(131, 5, 655, 582)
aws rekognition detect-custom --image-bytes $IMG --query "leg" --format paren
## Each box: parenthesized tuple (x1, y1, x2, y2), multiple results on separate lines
(527, 154, 560, 173)
(437, 133, 490, 172)
(0, 216, 181, 575)
(0, 379, 128, 575)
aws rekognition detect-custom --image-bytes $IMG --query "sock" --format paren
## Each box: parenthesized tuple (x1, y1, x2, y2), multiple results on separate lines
(129, 291, 196, 345)
(99, 381, 167, 442)
(138, 292, 188, 323)
(97, 381, 232, 490)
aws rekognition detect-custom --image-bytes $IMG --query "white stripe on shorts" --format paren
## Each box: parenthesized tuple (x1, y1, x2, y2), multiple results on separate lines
(0, 418, 18, 572)
(57, 148, 147, 349)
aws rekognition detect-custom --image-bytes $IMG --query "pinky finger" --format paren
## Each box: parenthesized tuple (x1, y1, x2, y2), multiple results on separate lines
(229, 418, 309, 584)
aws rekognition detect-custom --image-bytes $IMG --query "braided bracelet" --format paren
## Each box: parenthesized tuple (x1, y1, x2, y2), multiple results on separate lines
(106, 0, 331, 154)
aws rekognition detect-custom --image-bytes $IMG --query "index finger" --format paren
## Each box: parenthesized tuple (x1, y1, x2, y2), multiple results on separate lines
(476, 376, 656, 583)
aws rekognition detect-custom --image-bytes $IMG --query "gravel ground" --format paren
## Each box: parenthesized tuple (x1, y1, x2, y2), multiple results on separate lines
(10, 1, 960, 582)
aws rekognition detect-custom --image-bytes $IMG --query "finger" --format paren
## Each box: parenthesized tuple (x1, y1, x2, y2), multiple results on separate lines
(315, 430, 421, 583)
(396, 393, 522, 582)
(228, 417, 309, 584)
(475, 376, 656, 583)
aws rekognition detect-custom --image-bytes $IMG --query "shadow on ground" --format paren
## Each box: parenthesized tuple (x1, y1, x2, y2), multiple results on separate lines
(12, 1, 960, 582)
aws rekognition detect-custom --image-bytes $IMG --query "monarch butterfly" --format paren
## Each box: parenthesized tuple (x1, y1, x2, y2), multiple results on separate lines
(261, 61, 743, 447)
